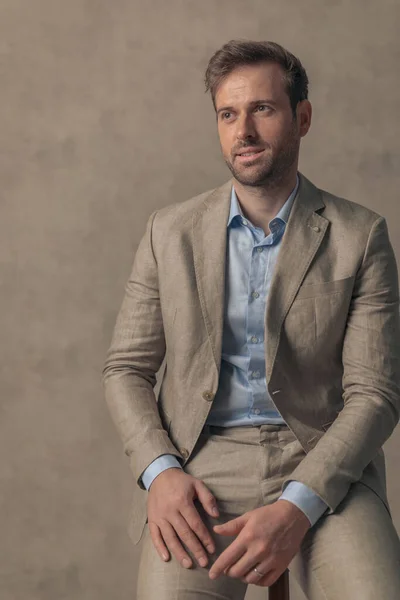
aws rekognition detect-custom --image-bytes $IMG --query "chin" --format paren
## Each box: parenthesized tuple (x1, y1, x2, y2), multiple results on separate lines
(233, 173, 269, 187)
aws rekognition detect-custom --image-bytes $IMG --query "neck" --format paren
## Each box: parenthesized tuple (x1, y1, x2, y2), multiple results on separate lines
(233, 171, 298, 231)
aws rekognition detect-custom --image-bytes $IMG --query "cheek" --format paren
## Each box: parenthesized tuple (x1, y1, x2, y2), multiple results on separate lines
(267, 117, 295, 140)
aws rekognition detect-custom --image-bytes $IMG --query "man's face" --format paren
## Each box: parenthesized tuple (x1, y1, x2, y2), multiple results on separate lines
(215, 62, 308, 186)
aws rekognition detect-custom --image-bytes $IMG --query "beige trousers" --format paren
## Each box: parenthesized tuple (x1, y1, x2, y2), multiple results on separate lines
(136, 423, 400, 599)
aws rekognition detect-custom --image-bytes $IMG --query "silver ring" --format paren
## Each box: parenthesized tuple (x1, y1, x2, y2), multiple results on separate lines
(253, 566, 265, 577)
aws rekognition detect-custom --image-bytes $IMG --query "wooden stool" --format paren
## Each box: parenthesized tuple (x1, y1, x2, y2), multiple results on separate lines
(268, 569, 290, 599)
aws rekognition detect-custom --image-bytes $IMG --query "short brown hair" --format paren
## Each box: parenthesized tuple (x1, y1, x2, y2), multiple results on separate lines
(204, 39, 309, 118)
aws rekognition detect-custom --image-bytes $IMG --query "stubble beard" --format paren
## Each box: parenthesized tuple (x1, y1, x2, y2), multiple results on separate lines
(224, 125, 300, 190)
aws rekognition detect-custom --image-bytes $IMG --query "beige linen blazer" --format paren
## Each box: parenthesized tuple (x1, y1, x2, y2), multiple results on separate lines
(102, 171, 400, 546)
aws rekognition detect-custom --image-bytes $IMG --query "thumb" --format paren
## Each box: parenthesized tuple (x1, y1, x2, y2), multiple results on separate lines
(194, 480, 219, 517)
(213, 514, 247, 535)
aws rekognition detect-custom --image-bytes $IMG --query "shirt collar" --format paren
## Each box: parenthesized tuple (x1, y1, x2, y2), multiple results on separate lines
(228, 173, 299, 228)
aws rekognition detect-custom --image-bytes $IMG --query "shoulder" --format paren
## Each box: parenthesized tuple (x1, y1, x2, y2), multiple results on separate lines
(150, 180, 227, 232)
(299, 173, 389, 253)
(318, 184, 383, 228)
(156, 184, 219, 217)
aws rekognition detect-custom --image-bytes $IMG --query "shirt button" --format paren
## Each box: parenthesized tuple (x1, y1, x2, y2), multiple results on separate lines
(251, 291, 259, 299)
(251, 336, 258, 343)
(254, 408, 260, 415)
(257, 247, 263, 253)
(242, 219, 248, 225)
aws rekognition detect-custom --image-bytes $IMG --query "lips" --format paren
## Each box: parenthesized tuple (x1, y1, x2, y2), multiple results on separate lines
(236, 149, 264, 162)
(236, 147, 264, 156)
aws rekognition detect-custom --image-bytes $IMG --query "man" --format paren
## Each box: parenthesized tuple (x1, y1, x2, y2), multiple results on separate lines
(102, 40, 400, 599)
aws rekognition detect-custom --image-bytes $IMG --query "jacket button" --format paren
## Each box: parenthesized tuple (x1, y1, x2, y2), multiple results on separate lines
(202, 391, 215, 402)
(180, 448, 189, 458)
(311, 225, 320, 232)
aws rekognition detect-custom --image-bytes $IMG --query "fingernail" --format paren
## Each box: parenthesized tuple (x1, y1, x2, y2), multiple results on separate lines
(212, 507, 219, 516)
(182, 558, 191, 568)
(206, 544, 214, 554)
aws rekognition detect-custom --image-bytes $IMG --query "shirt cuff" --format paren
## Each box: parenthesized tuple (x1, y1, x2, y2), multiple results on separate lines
(140, 454, 183, 490)
(278, 480, 329, 527)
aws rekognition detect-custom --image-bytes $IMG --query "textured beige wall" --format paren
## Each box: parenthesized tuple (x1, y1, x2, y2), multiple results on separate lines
(1, 1, 399, 599)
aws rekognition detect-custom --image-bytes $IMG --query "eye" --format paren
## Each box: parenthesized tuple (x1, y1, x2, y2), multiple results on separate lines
(220, 105, 273, 121)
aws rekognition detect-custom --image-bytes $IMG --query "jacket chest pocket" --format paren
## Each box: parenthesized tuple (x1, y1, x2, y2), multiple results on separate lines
(283, 276, 354, 350)
(294, 276, 355, 300)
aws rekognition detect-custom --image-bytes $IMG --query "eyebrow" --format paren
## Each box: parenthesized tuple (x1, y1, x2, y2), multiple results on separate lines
(216, 99, 278, 115)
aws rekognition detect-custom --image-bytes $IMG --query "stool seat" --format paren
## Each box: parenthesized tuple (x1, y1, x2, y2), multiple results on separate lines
(268, 569, 290, 599)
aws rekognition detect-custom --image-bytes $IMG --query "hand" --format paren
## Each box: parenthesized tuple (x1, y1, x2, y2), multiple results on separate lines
(147, 468, 219, 570)
(208, 499, 311, 587)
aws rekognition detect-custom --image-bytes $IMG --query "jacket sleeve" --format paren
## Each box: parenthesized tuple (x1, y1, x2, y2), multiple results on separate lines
(282, 216, 400, 513)
(102, 210, 184, 490)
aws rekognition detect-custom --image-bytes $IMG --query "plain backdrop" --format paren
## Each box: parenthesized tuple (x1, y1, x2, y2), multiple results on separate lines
(1, 1, 399, 599)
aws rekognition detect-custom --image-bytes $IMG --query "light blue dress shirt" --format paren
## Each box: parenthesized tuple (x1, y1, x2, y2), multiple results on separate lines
(140, 174, 329, 527)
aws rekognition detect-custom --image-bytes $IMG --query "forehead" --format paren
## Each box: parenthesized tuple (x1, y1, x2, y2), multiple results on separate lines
(216, 62, 287, 106)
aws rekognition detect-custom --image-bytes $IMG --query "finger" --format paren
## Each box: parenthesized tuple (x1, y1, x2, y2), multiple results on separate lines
(245, 567, 274, 587)
(209, 545, 246, 579)
(148, 521, 171, 562)
(171, 512, 212, 567)
(227, 551, 261, 579)
(241, 571, 268, 586)
(151, 518, 194, 568)
(194, 480, 219, 518)
(181, 505, 216, 554)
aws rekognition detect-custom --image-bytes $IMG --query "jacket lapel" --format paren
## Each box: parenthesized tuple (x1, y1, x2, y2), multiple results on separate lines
(191, 172, 329, 381)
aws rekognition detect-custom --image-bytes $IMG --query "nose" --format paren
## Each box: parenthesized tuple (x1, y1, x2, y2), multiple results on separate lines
(235, 113, 258, 140)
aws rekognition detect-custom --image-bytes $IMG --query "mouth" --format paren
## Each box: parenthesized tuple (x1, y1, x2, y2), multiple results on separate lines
(236, 149, 264, 162)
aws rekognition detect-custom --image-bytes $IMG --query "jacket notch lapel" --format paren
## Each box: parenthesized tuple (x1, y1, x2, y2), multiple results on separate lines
(265, 175, 328, 380)
(192, 181, 231, 372)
